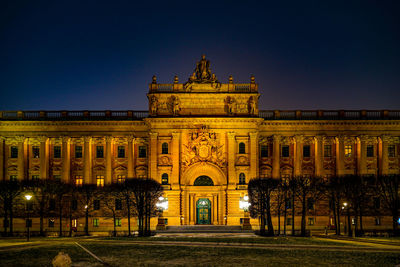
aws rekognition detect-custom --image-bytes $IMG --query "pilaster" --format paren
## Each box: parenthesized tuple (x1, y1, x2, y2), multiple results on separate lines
(335, 135, 345, 176)
(227, 132, 236, 186)
(62, 137, 71, 183)
(84, 136, 92, 184)
(249, 132, 258, 180)
(17, 136, 25, 180)
(314, 135, 324, 177)
(272, 135, 281, 179)
(105, 136, 113, 184)
(380, 135, 391, 175)
(171, 132, 180, 189)
(149, 132, 158, 180)
(39, 136, 49, 179)
(294, 135, 303, 177)
(357, 135, 368, 175)
(0, 137, 4, 180)
(127, 135, 135, 178)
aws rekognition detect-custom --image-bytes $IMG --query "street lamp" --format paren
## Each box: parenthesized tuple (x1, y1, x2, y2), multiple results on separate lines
(342, 202, 352, 237)
(25, 194, 32, 242)
(156, 196, 168, 230)
(239, 195, 251, 230)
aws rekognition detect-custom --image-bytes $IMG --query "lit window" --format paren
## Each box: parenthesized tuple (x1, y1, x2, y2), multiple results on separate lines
(96, 175, 104, 187)
(162, 143, 168, 154)
(75, 146, 82, 158)
(48, 219, 55, 228)
(93, 200, 100, 210)
(388, 145, 396, 157)
(96, 146, 104, 158)
(367, 145, 374, 157)
(375, 217, 381, 225)
(117, 175, 126, 183)
(162, 173, 169, 185)
(118, 146, 125, 158)
(308, 217, 314, 225)
(344, 145, 352, 157)
(115, 218, 122, 227)
(286, 218, 293, 225)
(303, 145, 311, 157)
(324, 145, 331, 157)
(239, 173, 246, 185)
(32, 146, 40, 158)
(75, 175, 83, 186)
(93, 218, 99, 227)
(10, 175, 17, 181)
(54, 146, 61, 158)
(10, 146, 18, 158)
(281, 145, 289, 157)
(115, 199, 122, 210)
(139, 146, 147, 158)
(32, 175, 39, 180)
(260, 145, 268, 157)
(239, 143, 245, 154)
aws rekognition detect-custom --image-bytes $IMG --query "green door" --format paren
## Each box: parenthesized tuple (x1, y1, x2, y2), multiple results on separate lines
(196, 198, 211, 224)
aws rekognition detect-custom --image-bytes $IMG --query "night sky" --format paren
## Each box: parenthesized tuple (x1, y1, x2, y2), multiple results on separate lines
(1, 1, 399, 111)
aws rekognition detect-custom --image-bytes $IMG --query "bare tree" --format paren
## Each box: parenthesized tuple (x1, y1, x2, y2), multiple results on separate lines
(101, 184, 126, 237)
(376, 175, 400, 236)
(0, 180, 22, 236)
(77, 184, 97, 236)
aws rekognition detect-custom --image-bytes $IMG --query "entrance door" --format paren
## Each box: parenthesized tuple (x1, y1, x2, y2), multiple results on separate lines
(196, 198, 211, 224)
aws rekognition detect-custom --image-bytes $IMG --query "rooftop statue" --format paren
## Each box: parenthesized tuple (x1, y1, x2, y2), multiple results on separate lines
(185, 55, 220, 88)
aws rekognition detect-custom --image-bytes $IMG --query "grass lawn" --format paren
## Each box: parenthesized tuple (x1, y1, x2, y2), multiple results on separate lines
(0, 241, 398, 267)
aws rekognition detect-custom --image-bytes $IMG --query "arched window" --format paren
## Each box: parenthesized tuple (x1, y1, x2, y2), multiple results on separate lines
(194, 176, 214, 186)
(162, 143, 168, 154)
(161, 173, 169, 185)
(239, 173, 246, 185)
(239, 142, 245, 154)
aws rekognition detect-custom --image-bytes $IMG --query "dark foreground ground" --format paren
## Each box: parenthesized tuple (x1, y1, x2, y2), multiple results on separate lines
(0, 235, 399, 266)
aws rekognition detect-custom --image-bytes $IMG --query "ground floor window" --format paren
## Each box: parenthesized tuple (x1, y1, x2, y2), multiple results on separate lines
(115, 218, 121, 227)
(96, 175, 104, 187)
(308, 217, 314, 225)
(286, 218, 293, 225)
(375, 217, 381, 225)
(93, 219, 99, 227)
(48, 219, 55, 228)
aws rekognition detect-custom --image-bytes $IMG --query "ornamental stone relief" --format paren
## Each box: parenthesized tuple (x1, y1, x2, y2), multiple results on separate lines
(182, 126, 226, 172)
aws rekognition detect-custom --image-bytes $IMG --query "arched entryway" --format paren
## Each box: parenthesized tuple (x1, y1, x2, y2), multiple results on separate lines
(196, 198, 211, 224)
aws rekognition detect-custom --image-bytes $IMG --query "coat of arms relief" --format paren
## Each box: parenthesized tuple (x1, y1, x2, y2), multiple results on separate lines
(182, 126, 226, 172)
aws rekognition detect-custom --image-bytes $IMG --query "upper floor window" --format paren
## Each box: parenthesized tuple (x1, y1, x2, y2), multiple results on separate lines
(117, 175, 126, 183)
(324, 145, 331, 158)
(162, 173, 169, 185)
(388, 145, 396, 157)
(96, 146, 104, 158)
(10, 146, 18, 158)
(139, 146, 147, 158)
(344, 145, 352, 157)
(75, 146, 82, 158)
(239, 173, 246, 185)
(117, 146, 125, 158)
(239, 143, 245, 154)
(96, 175, 104, 187)
(303, 145, 311, 158)
(32, 175, 39, 180)
(260, 145, 268, 157)
(10, 175, 17, 181)
(75, 175, 83, 186)
(281, 145, 289, 157)
(32, 146, 40, 158)
(162, 143, 169, 154)
(115, 199, 122, 210)
(54, 146, 61, 158)
(367, 145, 374, 157)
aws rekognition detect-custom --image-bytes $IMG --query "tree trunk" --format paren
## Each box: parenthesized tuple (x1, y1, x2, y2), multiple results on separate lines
(126, 198, 131, 237)
(301, 194, 306, 236)
(392, 208, 399, 236)
(69, 214, 72, 237)
(347, 212, 352, 237)
(359, 206, 364, 235)
(113, 212, 116, 237)
(3, 198, 8, 236)
(40, 203, 45, 236)
(85, 208, 89, 236)
(59, 199, 63, 237)
(9, 200, 13, 236)
(291, 194, 295, 236)
(336, 200, 341, 235)
(277, 203, 281, 236)
(266, 195, 274, 236)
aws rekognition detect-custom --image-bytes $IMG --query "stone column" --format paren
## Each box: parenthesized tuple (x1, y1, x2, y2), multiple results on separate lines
(227, 132, 236, 186)
(62, 137, 71, 183)
(249, 132, 258, 180)
(272, 135, 281, 178)
(0, 137, 4, 180)
(294, 135, 303, 177)
(380, 135, 390, 175)
(105, 136, 113, 184)
(357, 135, 368, 176)
(171, 132, 180, 188)
(40, 136, 49, 179)
(83, 136, 92, 184)
(127, 135, 135, 178)
(314, 135, 324, 177)
(335, 135, 345, 176)
(17, 136, 25, 180)
(149, 132, 158, 180)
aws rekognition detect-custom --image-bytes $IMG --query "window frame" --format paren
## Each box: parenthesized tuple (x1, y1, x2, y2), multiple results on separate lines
(161, 173, 169, 185)
(117, 146, 125, 158)
(344, 145, 352, 157)
(238, 142, 246, 154)
(260, 145, 268, 158)
(367, 145, 374, 157)
(10, 146, 18, 158)
(303, 145, 311, 158)
(54, 146, 61, 158)
(96, 146, 104, 158)
(239, 173, 246, 185)
(75, 145, 83, 158)
(281, 145, 290, 157)
(324, 145, 332, 158)
(32, 146, 40, 158)
(138, 146, 147, 158)
(161, 142, 169, 154)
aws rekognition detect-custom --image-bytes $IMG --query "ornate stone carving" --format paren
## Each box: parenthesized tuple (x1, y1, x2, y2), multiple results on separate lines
(248, 96, 257, 115)
(170, 96, 181, 115)
(225, 96, 236, 115)
(184, 55, 221, 89)
(182, 126, 225, 171)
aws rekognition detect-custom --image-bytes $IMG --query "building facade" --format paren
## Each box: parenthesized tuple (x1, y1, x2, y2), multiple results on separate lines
(1, 56, 400, 232)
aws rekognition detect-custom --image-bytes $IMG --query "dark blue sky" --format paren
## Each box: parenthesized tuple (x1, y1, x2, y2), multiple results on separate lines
(1, 0, 399, 111)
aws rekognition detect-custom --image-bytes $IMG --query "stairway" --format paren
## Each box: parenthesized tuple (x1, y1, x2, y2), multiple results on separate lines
(158, 225, 251, 233)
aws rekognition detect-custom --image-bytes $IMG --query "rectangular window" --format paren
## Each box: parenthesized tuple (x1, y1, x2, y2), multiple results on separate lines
(324, 145, 331, 158)
(93, 200, 100, 210)
(75, 175, 83, 186)
(139, 146, 147, 158)
(115, 199, 122, 210)
(96, 146, 104, 158)
(307, 198, 315, 210)
(48, 219, 55, 228)
(388, 145, 396, 157)
(75, 146, 82, 158)
(115, 218, 122, 227)
(54, 175, 61, 180)
(54, 146, 61, 158)
(10, 146, 18, 158)
(367, 145, 374, 157)
(260, 145, 268, 157)
(93, 218, 99, 227)
(117, 175, 126, 183)
(286, 218, 293, 226)
(32, 146, 40, 158)
(303, 145, 311, 157)
(308, 217, 315, 225)
(32, 175, 39, 180)
(49, 199, 56, 211)
(344, 145, 352, 157)
(375, 217, 381, 225)
(96, 175, 104, 187)
(117, 146, 125, 158)
(10, 175, 17, 181)
(281, 145, 289, 157)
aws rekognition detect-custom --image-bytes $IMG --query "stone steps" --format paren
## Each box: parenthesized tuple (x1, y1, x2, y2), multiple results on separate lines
(158, 225, 252, 233)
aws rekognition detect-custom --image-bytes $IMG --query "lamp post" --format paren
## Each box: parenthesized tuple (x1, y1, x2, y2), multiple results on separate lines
(342, 202, 352, 237)
(156, 196, 168, 230)
(239, 195, 251, 230)
(25, 194, 32, 242)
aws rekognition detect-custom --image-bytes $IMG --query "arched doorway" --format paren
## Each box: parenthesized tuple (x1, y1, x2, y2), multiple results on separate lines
(196, 198, 211, 224)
